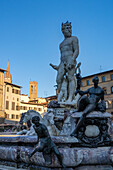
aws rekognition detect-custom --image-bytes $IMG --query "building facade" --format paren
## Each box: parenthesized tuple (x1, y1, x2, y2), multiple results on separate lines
(4, 82, 21, 121)
(0, 68, 5, 121)
(20, 95, 47, 114)
(20, 102, 45, 115)
(0, 63, 48, 123)
(2, 61, 113, 123)
(3, 62, 21, 122)
(20, 94, 30, 103)
(81, 70, 113, 114)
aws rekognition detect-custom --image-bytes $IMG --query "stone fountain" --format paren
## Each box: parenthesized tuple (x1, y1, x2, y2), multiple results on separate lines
(0, 21, 113, 170)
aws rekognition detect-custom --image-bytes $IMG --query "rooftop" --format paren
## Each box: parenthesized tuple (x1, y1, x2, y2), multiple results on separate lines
(82, 69, 113, 79)
(0, 68, 6, 73)
(4, 81, 22, 88)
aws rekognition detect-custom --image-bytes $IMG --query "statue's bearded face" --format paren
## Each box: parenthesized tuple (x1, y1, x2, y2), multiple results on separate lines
(62, 25, 72, 37)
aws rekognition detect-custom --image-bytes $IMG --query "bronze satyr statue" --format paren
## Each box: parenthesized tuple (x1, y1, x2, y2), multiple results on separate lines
(28, 116, 65, 167)
(71, 76, 106, 137)
(75, 73, 82, 96)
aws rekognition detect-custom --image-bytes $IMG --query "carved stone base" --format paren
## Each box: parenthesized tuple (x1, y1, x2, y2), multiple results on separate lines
(0, 164, 112, 170)
(0, 136, 113, 169)
(47, 107, 76, 136)
(71, 111, 112, 147)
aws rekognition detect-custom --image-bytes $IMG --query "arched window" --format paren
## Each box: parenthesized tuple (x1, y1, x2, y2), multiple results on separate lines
(31, 85, 33, 94)
(34, 85, 36, 94)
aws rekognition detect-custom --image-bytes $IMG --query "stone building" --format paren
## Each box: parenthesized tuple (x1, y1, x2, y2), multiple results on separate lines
(81, 69, 113, 114)
(4, 62, 21, 121)
(20, 94, 47, 115)
(0, 62, 48, 123)
(0, 68, 6, 123)
(4, 62, 48, 122)
(26, 81, 47, 113)
(4, 82, 21, 121)
(20, 94, 30, 103)
(20, 101, 46, 114)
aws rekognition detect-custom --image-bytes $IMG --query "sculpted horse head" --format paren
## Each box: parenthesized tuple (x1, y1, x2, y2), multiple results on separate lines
(23, 110, 43, 124)
(43, 109, 55, 125)
(19, 110, 59, 136)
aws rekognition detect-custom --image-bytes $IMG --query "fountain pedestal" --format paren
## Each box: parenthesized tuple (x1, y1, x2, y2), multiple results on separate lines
(71, 111, 112, 147)
(0, 110, 112, 169)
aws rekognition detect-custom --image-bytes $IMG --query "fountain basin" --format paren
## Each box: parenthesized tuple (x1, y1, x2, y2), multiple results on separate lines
(0, 135, 113, 169)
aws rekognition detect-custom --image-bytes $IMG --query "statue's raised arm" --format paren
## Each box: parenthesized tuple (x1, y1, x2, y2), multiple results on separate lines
(49, 63, 59, 71)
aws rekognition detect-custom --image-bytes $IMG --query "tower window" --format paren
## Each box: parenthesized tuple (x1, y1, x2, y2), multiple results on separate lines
(34, 85, 36, 94)
(7, 87, 9, 92)
(31, 85, 33, 94)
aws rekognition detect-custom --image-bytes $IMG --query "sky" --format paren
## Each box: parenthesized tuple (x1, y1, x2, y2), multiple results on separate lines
(0, 0, 113, 97)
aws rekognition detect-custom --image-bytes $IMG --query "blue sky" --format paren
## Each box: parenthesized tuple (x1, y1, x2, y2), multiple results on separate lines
(0, 0, 113, 97)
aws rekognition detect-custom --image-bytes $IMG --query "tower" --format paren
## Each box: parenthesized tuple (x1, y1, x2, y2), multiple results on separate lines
(4, 61, 12, 83)
(29, 81, 38, 100)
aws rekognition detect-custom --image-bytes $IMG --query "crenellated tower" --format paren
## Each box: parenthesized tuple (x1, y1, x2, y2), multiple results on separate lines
(29, 81, 38, 100)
